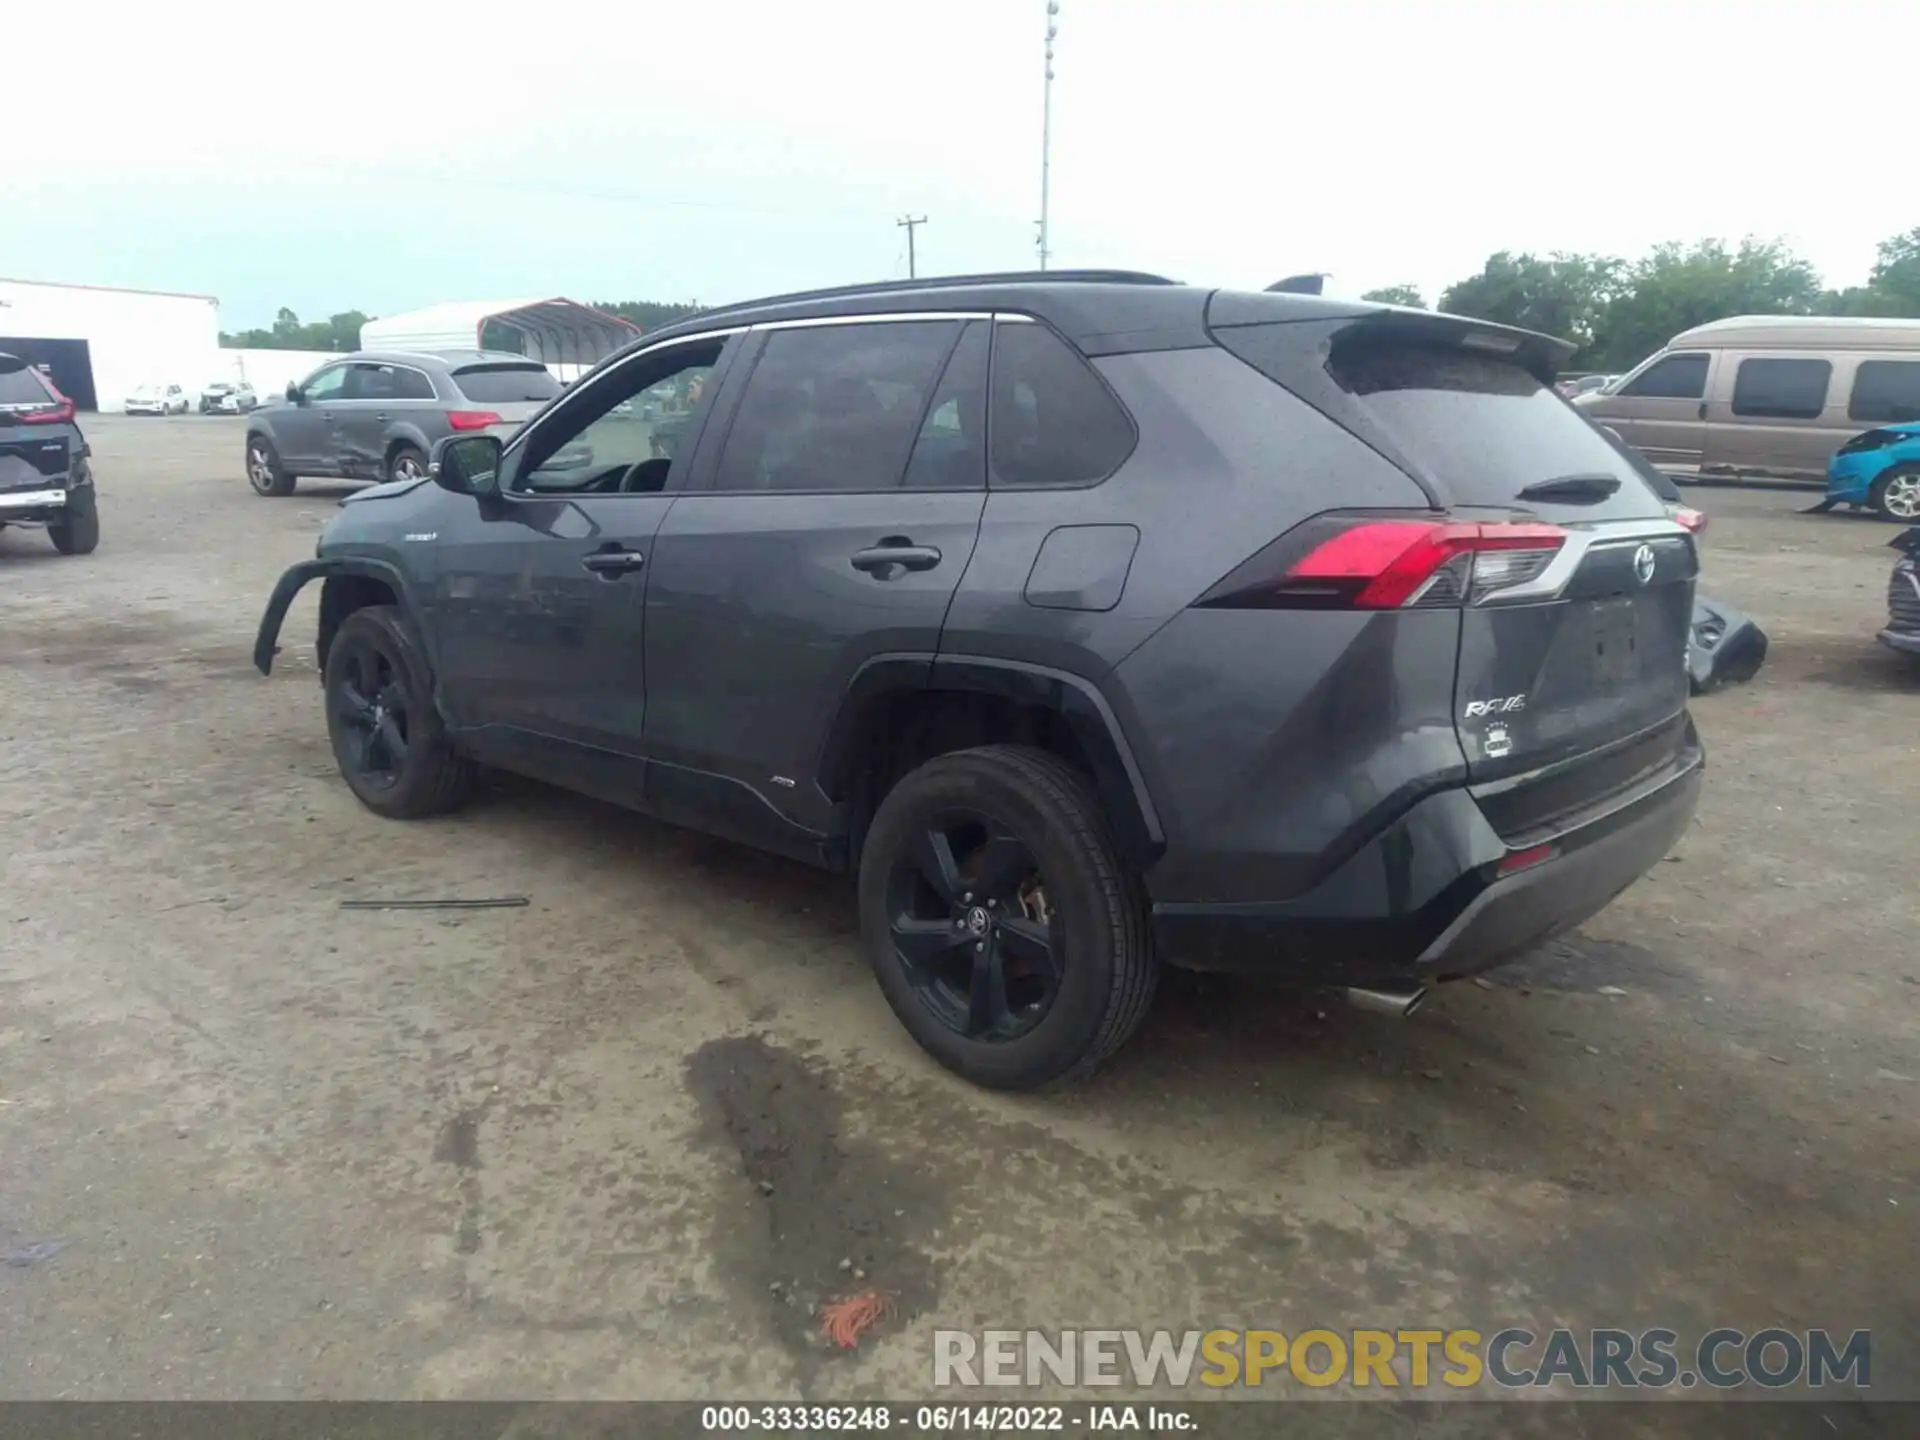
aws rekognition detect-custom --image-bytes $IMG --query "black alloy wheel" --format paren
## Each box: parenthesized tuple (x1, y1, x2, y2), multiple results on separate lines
(885, 812, 1061, 1042)
(330, 632, 413, 793)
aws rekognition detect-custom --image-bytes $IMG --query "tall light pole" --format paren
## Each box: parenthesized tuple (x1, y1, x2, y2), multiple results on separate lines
(1038, 0, 1058, 270)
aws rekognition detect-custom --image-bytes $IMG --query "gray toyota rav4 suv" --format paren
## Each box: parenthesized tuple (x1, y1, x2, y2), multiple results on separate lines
(254, 272, 1704, 1090)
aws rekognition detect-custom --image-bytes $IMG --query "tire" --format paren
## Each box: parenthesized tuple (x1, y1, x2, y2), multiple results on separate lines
(1870, 465, 1920, 523)
(322, 605, 475, 819)
(386, 444, 429, 484)
(48, 485, 100, 556)
(246, 434, 296, 496)
(857, 744, 1157, 1090)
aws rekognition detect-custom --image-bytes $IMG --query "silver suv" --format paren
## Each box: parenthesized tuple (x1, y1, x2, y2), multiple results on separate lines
(243, 349, 561, 496)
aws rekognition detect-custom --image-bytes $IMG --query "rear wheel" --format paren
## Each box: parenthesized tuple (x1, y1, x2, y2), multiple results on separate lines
(1871, 465, 1920, 523)
(48, 487, 100, 555)
(247, 435, 296, 496)
(323, 606, 475, 819)
(387, 444, 428, 483)
(857, 745, 1157, 1090)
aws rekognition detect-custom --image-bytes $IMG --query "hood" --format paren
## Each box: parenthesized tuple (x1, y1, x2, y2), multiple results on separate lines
(340, 475, 433, 505)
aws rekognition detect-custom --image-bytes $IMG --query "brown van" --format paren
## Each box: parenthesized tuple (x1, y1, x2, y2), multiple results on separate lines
(1575, 316, 1920, 479)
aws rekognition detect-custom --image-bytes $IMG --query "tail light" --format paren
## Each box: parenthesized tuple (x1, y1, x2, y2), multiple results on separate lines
(446, 409, 503, 431)
(1198, 517, 1567, 611)
(15, 396, 76, 425)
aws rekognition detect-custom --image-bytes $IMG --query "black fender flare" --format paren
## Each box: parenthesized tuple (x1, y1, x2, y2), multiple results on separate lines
(253, 556, 415, 676)
(815, 653, 1166, 869)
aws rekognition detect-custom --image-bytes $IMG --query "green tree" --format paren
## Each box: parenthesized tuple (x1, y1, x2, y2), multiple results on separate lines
(1360, 284, 1426, 308)
(1590, 238, 1822, 370)
(1834, 227, 1920, 317)
(1438, 252, 1622, 362)
(591, 299, 704, 332)
(219, 308, 369, 352)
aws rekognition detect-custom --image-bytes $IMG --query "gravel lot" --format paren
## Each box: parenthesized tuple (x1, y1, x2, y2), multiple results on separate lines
(1, 416, 1915, 1420)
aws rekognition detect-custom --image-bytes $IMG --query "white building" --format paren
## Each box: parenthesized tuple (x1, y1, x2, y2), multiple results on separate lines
(0, 277, 225, 412)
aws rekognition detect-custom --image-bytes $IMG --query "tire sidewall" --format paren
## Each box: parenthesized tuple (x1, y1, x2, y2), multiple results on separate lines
(323, 607, 446, 814)
(858, 755, 1130, 1090)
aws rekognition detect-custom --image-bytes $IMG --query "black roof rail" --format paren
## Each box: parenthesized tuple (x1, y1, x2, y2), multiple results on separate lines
(674, 270, 1182, 327)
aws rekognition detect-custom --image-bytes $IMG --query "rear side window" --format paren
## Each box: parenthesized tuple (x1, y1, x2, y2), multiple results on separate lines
(988, 323, 1135, 488)
(1849, 360, 1920, 424)
(903, 322, 988, 490)
(453, 364, 563, 404)
(712, 321, 959, 492)
(0, 365, 55, 405)
(1619, 353, 1709, 399)
(1732, 358, 1831, 419)
(345, 363, 432, 402)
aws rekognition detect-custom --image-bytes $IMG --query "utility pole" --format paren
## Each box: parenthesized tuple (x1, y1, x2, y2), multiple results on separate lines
(1038, 1, 1058, 269)
(897, 215, 927, 279)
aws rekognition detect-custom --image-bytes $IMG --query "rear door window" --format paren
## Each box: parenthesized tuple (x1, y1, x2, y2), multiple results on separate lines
(1848, 360, 1920, 424)
(1618, 353, 1710, 399)
(453, 364, 563, 404)
(1732, 358, 1831, 419)
(988, 322, 1136, 488)
(711, 321, 958, 492)
(902, 322, 988, 490)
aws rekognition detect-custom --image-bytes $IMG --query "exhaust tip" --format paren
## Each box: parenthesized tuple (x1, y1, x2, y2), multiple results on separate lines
(1345, 984, 1428, 1018)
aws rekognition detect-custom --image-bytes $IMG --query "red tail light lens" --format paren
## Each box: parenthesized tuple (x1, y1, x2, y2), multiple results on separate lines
(1669, 505, 1708, 535)
(446, 410, 503, 431)
(1496, 842, 1559, 877)
(1211, 519, 1567, 610)
(16, 397, 76, 425)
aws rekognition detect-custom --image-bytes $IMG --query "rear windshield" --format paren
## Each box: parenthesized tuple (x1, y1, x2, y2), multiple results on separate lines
(452, 364, 562, 404)
(1217, 324, 1667, 521)
(0, 366, 55, 405)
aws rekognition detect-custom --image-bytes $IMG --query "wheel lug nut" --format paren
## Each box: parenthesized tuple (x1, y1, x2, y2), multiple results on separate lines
(962, 893, 973, 903)
(974, 942, 984, 952)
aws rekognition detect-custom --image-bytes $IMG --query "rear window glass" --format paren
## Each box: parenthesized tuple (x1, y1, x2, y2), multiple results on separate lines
(0, 366, 54, 405)
(1320, 342, 1661, 515)
(1849, 360, 1920, 424)
(453, 365, 562, 403)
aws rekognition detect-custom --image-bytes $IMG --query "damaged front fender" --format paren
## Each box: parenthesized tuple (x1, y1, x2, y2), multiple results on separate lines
(254, 557, 409, 676)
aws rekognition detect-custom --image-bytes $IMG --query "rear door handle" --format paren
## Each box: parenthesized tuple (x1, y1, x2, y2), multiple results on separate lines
(1698, 402, 1708, 420)
(581, 548, 646, 577)
(374, 412, 389, 422)
(850, 541, 942, 576)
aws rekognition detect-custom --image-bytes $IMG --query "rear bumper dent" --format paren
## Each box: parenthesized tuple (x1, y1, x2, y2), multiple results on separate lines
(1152, 741, 1703, 986)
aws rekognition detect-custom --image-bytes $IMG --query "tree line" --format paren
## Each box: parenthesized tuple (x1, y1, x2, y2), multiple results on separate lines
(1360, 226, 1920, 373)
(220, 300, 703, 354)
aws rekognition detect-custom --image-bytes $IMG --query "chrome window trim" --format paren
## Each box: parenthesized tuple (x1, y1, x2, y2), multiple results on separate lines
(749, 310, 996, 332)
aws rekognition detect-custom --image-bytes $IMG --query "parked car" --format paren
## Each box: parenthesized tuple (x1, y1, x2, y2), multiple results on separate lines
(200, 381, 258, 415)
(1824, 423, 1920, 522)
(1880, 527, 1920, 666)
(0, 352, 101, 554)
(242, 350, 563, 497)
(126, 383, 190, 416)
(253, 272, 1703, 1090)
(1575, 316, 1920, 479)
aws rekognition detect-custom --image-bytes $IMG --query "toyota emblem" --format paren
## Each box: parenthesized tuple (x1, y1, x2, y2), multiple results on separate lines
(1632, 543, 1657, 586)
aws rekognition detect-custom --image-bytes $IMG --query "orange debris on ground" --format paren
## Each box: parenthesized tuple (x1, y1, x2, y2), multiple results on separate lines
(819, 1290, 891, 1349)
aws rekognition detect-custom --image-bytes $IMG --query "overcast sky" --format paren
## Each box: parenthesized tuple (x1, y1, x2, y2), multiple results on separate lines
(8, 0, 1910, 329)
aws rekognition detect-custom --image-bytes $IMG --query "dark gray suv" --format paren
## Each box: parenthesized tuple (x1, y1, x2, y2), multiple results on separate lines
(254, 272, 1704, 1090)
(243, 349, 562, 497)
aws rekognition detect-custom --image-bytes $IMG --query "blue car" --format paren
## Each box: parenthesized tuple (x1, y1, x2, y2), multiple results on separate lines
(1827, 423, 1920, 521)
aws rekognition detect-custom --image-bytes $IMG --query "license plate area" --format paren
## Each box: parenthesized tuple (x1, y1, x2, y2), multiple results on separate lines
(1591, 598, 1643, 687)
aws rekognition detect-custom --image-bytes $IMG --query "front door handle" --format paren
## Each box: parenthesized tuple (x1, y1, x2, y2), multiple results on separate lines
(374, 412, 389, 422)
(581, 548, 646, 577)
(850, 540, 942, 576)
(1698, 402, 1708, 420)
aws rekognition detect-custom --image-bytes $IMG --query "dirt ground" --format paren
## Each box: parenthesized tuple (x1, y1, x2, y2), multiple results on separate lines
(1, 417, 1915, 1422)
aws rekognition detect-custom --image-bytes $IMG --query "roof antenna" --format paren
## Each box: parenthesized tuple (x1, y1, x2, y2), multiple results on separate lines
(1266, 273, 1327, 295)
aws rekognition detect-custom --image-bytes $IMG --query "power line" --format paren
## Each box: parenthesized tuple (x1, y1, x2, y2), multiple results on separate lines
(896, 215, 928, 278)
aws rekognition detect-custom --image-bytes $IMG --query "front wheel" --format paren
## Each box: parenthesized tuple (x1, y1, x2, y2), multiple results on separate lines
(1871, 465, 1920, 523)
(322, 605, 475, 819)
(246, 435, 296, 496)
(857, 745, 1157, 1091)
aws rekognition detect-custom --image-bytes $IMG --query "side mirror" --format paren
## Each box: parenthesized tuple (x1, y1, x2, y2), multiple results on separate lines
(285, 382, 302, 403)
(431, 434, 503, 496)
